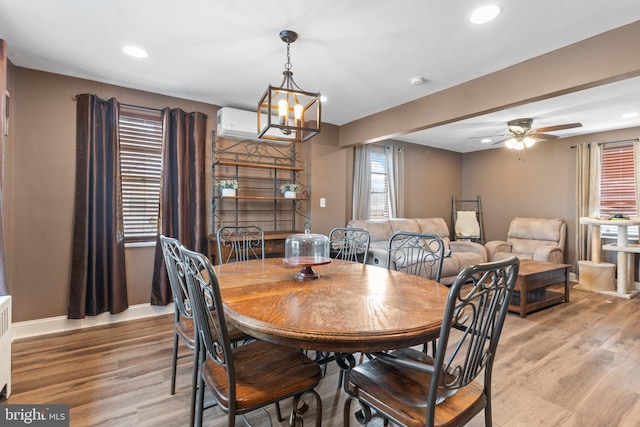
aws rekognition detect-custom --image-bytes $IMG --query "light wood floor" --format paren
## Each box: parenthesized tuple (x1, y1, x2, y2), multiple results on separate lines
(6, 286, 640, 426)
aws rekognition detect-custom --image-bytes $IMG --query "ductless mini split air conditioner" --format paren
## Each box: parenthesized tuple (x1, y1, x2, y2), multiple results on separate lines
(216, 107, 292, 143)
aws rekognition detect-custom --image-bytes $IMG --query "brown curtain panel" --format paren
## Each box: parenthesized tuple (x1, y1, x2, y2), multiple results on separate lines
(150, 108, 208, 305)
(68, 94, 128, 319)
(0, 39, 8, 296)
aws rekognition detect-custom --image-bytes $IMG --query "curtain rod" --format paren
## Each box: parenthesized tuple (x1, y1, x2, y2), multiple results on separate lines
(571, 137, 639, 148)
(597, 137, 639, 146)
(119, 102, 164, 113)
(73, 95, 164, 113)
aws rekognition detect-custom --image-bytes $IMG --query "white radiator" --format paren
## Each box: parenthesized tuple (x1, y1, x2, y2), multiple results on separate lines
(0, 295, 11, 399)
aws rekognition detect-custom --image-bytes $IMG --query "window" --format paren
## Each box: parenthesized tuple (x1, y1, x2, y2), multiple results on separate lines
(118, 106, 163, 243)
(599, 143, 637, 237)
(369, 145, 389, 219)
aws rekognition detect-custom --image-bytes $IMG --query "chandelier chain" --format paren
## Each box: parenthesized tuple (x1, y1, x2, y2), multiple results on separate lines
(285, 42, 292, 71)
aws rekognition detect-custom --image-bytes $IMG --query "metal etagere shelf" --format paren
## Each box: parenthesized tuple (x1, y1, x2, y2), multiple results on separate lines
(211, 131, 310, 233)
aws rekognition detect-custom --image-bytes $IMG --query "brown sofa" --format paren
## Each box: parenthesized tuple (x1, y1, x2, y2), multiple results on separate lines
(485, 217, 566, 263)
(347, 218, 488, 285)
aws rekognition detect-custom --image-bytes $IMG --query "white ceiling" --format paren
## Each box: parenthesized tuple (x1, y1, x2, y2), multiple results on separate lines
(1, 0, 639, 152)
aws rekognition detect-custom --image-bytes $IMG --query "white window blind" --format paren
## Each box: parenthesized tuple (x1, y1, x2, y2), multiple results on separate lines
(370, 145, 389, 220)
(118, 106, 163, 243)
(599, 143, 638, 237)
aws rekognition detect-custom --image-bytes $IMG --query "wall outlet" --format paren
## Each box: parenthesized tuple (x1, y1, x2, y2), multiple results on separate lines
(320, 198, 326, 208)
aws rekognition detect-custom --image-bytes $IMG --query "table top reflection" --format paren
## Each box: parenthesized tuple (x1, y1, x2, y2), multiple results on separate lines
(214, 258, 449, 353)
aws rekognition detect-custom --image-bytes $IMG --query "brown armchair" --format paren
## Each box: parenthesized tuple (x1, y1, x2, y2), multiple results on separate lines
(485, 217, 566, 263)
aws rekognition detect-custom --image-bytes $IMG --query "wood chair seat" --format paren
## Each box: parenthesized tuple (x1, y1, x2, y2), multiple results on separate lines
(202, 340, 322, 411)
(177, 317, 249, 348)
(348, 348, 485, 427)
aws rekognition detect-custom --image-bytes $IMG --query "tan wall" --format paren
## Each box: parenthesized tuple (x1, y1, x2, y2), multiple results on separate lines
(8, 67, 219, 322)
(7, 65, 640, 323)
(462, 126, 640, 271)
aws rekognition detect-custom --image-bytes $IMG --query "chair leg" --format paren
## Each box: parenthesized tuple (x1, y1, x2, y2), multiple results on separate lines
(290, 390, 322, 427)
(195, 350, 206, 427)
(170, 331, 179, 395)
(343, 396, 353, 427)
(189, 339, 199, 427)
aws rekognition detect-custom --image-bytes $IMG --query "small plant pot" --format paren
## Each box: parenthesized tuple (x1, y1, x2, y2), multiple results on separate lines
(284, 191, 297, 199)
(221, 188, 236, 197)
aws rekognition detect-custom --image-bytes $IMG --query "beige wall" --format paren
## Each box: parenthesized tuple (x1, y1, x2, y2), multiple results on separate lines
(463, 126, 640, 271)
(6, 65, 640, 323)
(8, 67, 219, 322)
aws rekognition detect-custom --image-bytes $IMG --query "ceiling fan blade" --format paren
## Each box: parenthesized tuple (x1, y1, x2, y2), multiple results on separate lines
(466, 133, 510, 140)
(531, 133, 559, 140)
(535, 123, 582, 133)
(491, 137, 512, 146)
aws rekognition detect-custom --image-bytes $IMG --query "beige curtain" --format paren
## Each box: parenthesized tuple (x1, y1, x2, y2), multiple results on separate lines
(352, 144, 372, 220)
(575, 142, 602, 266)
(386, 145, 404, 218)
(634, 139, 640, 216)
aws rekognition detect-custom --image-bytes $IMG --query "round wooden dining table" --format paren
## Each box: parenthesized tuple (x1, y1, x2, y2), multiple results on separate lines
(214, 258, 450, 353)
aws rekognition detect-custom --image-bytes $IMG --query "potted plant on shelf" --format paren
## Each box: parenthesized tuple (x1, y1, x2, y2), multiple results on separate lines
(280, 183, 301, 199)
(218, 179, 239, 197)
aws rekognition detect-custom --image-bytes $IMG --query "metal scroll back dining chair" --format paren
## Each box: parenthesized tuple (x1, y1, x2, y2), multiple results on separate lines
(180, 246, 323, 427)
(216, 225, 265, 264)
(159, 235, 199, 426)
(329, 227, 371, 264)
(343, 256, 520, 427)
(387, 231, 445, 283)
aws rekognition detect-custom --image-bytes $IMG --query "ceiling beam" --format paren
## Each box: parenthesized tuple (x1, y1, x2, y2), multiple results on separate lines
(338, 20, 640, 147)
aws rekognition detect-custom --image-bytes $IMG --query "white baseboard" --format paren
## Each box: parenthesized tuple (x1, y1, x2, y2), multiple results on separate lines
(12, 303, 175, 341)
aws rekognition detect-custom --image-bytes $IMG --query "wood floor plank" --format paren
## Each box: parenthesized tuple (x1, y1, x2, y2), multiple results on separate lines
(4, 287, 640, 426)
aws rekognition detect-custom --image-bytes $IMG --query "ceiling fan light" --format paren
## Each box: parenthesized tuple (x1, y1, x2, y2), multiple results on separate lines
(523, 137, 536, 147)
(505, 138, 516, 149)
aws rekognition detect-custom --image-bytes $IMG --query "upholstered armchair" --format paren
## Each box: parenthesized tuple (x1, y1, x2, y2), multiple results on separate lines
(485, 217, 566, 263)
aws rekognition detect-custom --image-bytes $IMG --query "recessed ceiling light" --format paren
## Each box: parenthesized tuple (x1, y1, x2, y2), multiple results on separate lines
(470, 5, 501, 24)
(122, 45, 148, 58)
(481, 138, 492, 143)
(621, 112, 639, 119)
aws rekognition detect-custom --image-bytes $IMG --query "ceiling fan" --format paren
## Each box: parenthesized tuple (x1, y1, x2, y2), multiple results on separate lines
(482, 118, 583, 149)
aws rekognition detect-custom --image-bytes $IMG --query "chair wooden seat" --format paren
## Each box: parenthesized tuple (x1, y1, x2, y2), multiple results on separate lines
(203, 340, 322, 411)
(348, 348, 486, 427)
(177, 317, 247, 348)
(175, 318, 195, 347)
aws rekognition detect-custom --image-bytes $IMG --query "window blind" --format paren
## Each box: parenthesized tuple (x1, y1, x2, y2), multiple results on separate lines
(118, 107, 163, 243)
(600, 144, 636, 217)
(370, 145, 389, 220)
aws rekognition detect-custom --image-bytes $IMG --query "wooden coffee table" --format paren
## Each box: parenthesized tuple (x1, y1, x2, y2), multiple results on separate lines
(510, 260, 571, 317)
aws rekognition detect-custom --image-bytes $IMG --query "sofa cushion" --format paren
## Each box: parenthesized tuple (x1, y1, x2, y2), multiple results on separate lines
(348, 220, 392, 243)
(507, 217, 564, 242)
(414, 217, 449, 238)
(389, 218, 421, 234)
(414, 217, 451, 249)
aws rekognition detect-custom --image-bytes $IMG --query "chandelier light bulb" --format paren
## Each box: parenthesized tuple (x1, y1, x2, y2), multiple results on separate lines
(278, 99, 288, 124)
